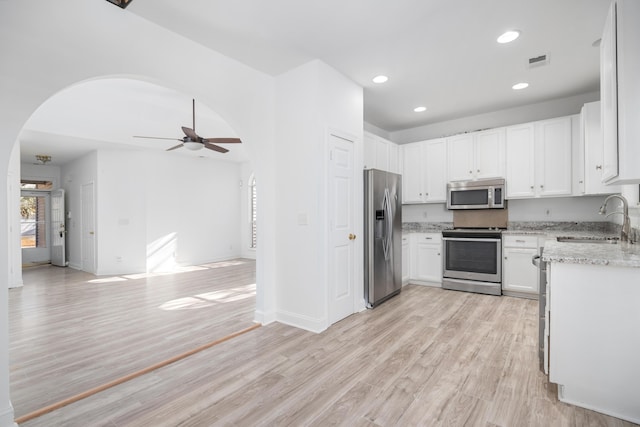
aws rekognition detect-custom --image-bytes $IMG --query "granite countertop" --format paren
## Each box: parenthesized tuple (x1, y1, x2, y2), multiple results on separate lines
(403, 221, 640, 268)
(542, 240, 640, 268)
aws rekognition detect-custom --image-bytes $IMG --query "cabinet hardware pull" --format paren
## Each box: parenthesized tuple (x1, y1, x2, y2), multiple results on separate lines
(348, 233, 356, 240)
(530, 186, 534, 189)
(516, 239, 525, 243)
(596, 165, 602, 170)
(540, 185, 544, 189)
(504, 256, 508, 260)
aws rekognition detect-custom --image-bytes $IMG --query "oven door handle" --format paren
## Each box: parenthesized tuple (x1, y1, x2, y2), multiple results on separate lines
(442, 237, 502, 243)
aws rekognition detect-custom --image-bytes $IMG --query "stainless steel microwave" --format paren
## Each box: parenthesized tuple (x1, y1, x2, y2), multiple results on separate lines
(447, 178, 505, 209)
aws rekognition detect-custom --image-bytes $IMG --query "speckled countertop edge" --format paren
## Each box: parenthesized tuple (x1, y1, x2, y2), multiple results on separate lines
(542, 240, 640, 268)
(402, 221, 640, 268)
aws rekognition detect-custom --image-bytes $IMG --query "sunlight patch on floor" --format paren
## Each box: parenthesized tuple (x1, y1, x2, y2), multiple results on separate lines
(159, 283, 256, 311)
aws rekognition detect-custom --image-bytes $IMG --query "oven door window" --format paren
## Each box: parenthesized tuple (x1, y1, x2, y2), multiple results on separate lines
(445, 240, 499, 275)
(450, 189, 489, 207)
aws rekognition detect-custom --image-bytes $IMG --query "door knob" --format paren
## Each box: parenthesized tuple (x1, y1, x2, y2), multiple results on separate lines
(348, 233, 356, 240)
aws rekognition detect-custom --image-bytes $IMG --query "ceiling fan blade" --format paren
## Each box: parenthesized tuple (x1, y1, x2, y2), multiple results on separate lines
(166, 143, 184, 151)
(182, 126, 199, 140)
(202, 137, 242, 144)
(204, 143, 229, 153)
(134, 136, 183, 141)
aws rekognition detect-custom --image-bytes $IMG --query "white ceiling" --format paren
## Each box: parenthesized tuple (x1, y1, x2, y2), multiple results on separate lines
(20, 0, 612, 166)
(21, 79, 247, 166)
(128, 0, 611, 131)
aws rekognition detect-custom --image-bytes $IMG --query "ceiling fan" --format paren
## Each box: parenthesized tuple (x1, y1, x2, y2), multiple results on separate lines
(133, 99, 241, 153)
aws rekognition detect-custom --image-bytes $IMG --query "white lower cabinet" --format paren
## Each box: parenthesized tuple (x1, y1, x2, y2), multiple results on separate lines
(401, 235, 410, 285)
(409, 233, 442, 285)
(502, 235, 540, 298)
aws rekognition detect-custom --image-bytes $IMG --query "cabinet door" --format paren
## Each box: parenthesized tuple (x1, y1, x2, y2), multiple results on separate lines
(506, 124, 535, 198)
(363, 132, 376, 170)
(424, 138, 447, 202)
(374, 137, 390, 171)
(536, 117, 572, 197)
(475, 128, 505, 179)
(601, 1, 618, 182)
(388, 142, 399, 174)
(416, 242, 442, 283)
(583, 101, 621, 195)
(503, 247, 539, 294)
(402, 237, 410, 284)
(401, 143, 424, 203)
(447, 134, 474, 181)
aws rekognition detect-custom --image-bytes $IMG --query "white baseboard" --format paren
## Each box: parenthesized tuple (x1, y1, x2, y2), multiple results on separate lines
(276, 309, 327, 333)
(253, 309, 276, 325)
(0, 404, 17, 427)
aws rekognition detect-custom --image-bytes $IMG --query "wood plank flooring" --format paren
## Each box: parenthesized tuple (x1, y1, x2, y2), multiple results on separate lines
(9, 259, 257, 419)
(11, 267, 637, 426)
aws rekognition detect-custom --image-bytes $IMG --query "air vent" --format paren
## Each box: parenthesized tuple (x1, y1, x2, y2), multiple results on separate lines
(528, 54, 550, 68)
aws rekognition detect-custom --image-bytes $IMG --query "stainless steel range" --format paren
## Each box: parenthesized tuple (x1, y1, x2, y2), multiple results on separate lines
(442, 228, 503, 296)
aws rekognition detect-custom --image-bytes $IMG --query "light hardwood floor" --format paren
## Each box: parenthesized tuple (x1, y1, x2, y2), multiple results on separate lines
(10, 259, 257, 419)
(11, 267, 637, 426)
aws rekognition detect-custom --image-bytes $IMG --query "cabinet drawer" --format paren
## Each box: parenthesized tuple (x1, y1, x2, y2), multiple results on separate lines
(503, 235, 538, 248)
(416, 233, 442, 243)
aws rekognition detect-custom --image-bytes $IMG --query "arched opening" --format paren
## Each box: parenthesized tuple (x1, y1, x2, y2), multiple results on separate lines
(8, 77, 261, 418)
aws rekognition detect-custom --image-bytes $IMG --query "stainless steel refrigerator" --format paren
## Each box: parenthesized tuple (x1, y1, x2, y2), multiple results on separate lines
(364, 169, 402, 308)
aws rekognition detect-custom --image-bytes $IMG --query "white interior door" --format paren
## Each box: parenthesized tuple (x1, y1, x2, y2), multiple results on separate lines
(51, 189, 66, 267)
(81, 182, 96, 274)
(328, 132, 355, 325)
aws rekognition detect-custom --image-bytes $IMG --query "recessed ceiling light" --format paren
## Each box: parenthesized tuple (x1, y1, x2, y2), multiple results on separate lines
(414, 106, 427, 113)
(512, 82, 529, 90)
(497, 30, 520, 44)
(372, 75, 388, 84)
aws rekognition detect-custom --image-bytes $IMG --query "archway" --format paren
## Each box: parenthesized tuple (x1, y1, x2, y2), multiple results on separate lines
(0, 3, 279, 423)
(7, 76, 264, 419)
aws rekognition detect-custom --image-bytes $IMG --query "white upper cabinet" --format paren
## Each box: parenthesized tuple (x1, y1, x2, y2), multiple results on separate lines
(447, 128, 505, 182)
(581, 101, 621, 195)
(424, 138, 448, 202)
(401, 142, 425, 203)
(363, 131, 399, 173)
(506, 117, 572, 199)
(401, 138, 447, 204)
(535, 117, 573, 197)
(601, 0, 640, 184)
(506, 123, 536, 198)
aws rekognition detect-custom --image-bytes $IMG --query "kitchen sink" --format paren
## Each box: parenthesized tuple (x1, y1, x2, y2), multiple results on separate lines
(556, 236, 619, 244)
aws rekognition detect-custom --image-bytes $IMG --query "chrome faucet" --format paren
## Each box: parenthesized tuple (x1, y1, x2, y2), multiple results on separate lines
(599, 194, 631, 242)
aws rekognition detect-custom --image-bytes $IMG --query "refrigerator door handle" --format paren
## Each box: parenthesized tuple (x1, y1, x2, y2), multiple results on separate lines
(382, 188, 393, 261)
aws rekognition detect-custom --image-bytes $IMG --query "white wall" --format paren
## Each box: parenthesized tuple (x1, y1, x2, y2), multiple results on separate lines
(0, 1, 276, 423)
(8, 144, 21, 289)
(239, 162, 256, 260)
(391, 91, 599, 144)
(402, 196, 611, 224)
(274, 60, 363, 332)
(97, 151, 148, 275)
(143, 151, 242, 270)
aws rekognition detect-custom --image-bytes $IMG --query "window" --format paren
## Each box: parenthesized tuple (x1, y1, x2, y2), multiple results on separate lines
(20, 180, 52, 249)
(20, 194, 48, 249)
(249, 176, 257, 249)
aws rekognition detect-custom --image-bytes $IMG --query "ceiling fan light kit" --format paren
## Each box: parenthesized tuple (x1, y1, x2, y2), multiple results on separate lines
(133, 99, 241, 154)
(183, 141, 203, 151)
